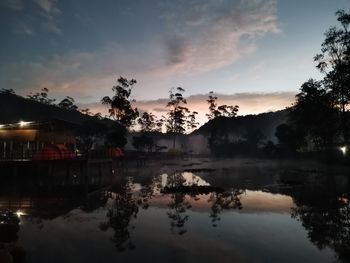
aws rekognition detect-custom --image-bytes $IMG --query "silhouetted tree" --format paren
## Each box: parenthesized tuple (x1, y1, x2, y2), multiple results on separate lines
(79, 108, 92, 116)
(58, 96, 78, 111)
(166, 172, 190, 235)
(165, 87, 190, 148)
(94, 112, 103, 120)
(207, 117, 231, 155)
(132, 135, 154, 152)
(206, 91, 239, 120)
(101, 77, 139, 128)
(217, 104, 239, 117)
(186, 111, 199, 132)
(0, 88, 15, 94)
(137, 112, 156, 132)
(205, 92, 240, 155)
(107, 128, 127, 148)
(244, 128, 265, 151)
(263, 140, 277, 156)
(209, 189, 244, 227)
(314, 10, 350, 144)
(27, 88, 56, 105)
(100, 178, 138, 251)
(77, 119, 108, 151)
(206, 91, 220, 120)
(291, 180, 350, 262)
(291, 79, 338, 150)
(155, 116, 165, 133)
(275, 123, 303, 153)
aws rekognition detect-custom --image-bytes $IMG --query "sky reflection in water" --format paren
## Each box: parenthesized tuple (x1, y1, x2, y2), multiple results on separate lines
(4, 167, 350, 263)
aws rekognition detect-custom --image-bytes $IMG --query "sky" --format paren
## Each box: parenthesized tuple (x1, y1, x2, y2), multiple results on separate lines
(1, 0, 349, 124)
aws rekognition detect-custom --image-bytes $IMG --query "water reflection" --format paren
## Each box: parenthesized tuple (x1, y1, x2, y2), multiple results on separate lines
(99, 179, 138, 251)
(1, 165, 349, 262)
(96, 169, 350, 262)
(208, 189, 244, 227)
(290, 182, 350, 262)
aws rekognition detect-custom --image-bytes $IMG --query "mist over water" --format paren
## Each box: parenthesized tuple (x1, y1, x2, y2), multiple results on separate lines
(2, 159, 349, 263)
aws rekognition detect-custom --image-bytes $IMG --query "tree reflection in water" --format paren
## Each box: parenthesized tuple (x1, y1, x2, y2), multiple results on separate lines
(99, 177, 138, 252)
(99, 171, 245, 248)
(165, 172, 245, 233)
(166, 172, 191, 235)
(208, 189, 244, 227)
(291, 183, 350, 262)
(137, 175, 162, 210)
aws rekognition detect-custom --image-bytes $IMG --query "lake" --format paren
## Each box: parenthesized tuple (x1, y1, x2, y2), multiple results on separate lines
(1, 158, 349, 263)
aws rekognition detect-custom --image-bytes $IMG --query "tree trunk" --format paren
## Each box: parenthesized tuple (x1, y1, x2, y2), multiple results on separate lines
(173, 133, 176, 149)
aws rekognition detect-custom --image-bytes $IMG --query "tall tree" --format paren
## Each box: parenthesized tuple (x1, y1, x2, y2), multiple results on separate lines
(206, 91, 239, 120)
(137, 112, 157, 132)
(165, 87, 189, 148)
(0, 88, 15, 95)
(275, 123, 303, 153)
(101, 77, 139, 128)
(206, 91, 220, 120)
(187, 111, 199, 132)
(80, 108, 92, 116)
(155, 116, 165, 133)
(314, 10, 350, 143)
(291, 79, 338, 150)
(206, 91, 239, 154)
(217, 104, 239, 117)
(27, 88, 56, 105)
(58, 96, 78, 111)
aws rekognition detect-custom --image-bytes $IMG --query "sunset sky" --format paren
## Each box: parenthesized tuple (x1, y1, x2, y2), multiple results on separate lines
(1, 0, 349, 124)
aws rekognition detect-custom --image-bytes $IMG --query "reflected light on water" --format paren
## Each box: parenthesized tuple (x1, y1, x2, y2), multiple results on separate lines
(340, 146, 347, 155)
(160, 172, 210, 187)
(240, 191, 294, 213)
(19, 121, 31, 127)
(16, 210, 26, 217)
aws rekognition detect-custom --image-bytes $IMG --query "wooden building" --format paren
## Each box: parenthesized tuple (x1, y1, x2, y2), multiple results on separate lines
(0, 119, 77, 160)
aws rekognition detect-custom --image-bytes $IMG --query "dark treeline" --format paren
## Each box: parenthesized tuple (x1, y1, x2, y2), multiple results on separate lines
(275, 10, 350, 157)
(1, 10, 349, 159)
(201, 10, 350, 160)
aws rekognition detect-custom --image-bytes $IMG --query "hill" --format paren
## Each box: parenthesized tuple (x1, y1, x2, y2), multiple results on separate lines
(193, 110, 288, 142)
(0, 93, 106, 125)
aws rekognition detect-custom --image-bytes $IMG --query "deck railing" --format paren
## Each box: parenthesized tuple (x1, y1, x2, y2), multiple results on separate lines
(0, 149, 123, 161)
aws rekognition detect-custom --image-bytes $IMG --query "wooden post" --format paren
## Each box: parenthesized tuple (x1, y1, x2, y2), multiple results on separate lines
(48, 161, 54, 194)
(65, 161, 71, 186)
(10, 141, 13, 159)
(84, 161, 89, 196)
(3, 141, 6, 159)
(12, 163, 18, 178)
(98, 162, 102, 186)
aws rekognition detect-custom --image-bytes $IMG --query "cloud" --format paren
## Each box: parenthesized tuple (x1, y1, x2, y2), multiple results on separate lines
(0, 0, 23, 10)
(33, 0, 60, 15)
(0, 43, 155, 100)
(1, 0, 282, 104)
(32, 0, 62, 35)
(13, 20, 34, 35)
(158, 0, 280, 74)
(43, 21, 62, 34)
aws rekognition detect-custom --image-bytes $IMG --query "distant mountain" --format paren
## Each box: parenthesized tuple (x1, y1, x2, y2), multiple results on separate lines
(193, 110, 289, 142)
(0, 93, 109, 125)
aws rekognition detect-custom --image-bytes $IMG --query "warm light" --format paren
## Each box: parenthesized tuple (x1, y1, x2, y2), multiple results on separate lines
(19, 121, 30, 127)
(0, 124, 3, 129)
(16, 210, 25, 217)
(340, 146, 347, 155)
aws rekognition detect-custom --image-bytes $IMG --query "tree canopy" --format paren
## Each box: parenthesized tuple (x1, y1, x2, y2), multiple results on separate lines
(102, 77, 139, 128)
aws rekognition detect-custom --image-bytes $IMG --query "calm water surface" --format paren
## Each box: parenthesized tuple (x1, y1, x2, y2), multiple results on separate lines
(1, 162, 349, 263)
